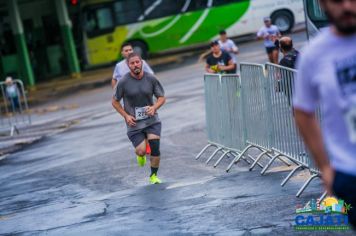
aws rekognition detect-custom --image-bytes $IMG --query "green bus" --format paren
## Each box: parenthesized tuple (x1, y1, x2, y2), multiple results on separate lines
(80, 0, 305, 66)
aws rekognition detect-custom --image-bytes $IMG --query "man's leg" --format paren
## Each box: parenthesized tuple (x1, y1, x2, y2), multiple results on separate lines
(272, 49, 279, 64)
(147, 133, 161, 184)
(135, 139, 147, 167)
(332, 171, 356, 229)
(127, 130, 147, 167)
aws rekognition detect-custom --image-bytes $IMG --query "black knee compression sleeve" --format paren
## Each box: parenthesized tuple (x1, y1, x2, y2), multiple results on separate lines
(148, 139, 160, 156)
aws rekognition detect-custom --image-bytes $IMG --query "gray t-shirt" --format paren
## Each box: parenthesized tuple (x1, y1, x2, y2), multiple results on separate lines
(293, 28, 356, 176)
(114, 72, 165, 131)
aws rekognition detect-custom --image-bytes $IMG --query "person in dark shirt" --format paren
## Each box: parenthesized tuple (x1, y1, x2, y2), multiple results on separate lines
(278, 37, 300, 105)
(279, 36, 299, 69)
(205, 41, 235, 74)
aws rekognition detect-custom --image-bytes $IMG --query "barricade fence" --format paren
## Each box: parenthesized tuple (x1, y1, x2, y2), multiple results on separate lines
(0, 79, 31, 136)
(196, 63, 325, 199)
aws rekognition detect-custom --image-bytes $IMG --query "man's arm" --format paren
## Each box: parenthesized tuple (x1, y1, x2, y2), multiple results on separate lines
(111, 78, 117, 89)
(146, 96, 166, 116)
(112, 97, 136, 126)
(218, 59, 235, 71)
(294, 109, 334, 194)
(230, 40, 239, 54)
(206, 63, 215, 73)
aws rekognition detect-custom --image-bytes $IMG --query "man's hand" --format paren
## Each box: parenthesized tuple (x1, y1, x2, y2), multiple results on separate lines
(206, 68, 215, 73)
(146, 106, 156, 117)
(125, 115, 136, 127)
(217, 65, 226, 71)
(321, 165, 335, 195)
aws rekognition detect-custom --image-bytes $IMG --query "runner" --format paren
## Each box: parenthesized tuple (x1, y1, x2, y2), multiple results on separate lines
(111, 42, 154, 89)
(257, 17, 281, 64)
(205, 41, 235, 74)
(112, 42, 154, 155)
(112, 53, 166, 184)
(218, 30, 239, 73)
(294, 0, 356, 228)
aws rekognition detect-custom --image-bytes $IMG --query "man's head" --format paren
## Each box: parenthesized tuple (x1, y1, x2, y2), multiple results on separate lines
(121, 42, 134, 59)
(263, 17, 272, 27)
(5, 76, 13, 85)
(320, 0, 356, 35)
(279, 36, 293, 53)
(219, 30, 227, 42)
(210, 41, 221, 54)
(127, 53, 143, 75)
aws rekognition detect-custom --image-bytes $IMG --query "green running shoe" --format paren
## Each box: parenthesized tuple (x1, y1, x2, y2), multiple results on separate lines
(136, 155, 146, 167)
(149, 174, 162, 184)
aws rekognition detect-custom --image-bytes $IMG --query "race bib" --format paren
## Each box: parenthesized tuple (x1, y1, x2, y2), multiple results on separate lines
(135, 107, 148, 121)
(344, 107, 356, 143)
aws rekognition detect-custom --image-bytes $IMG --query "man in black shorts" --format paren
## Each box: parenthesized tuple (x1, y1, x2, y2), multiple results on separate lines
(205, 41, 235, 74)
(112, 53, 166, 184)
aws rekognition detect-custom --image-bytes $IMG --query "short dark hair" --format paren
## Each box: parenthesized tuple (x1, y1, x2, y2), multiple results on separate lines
(280, 39, 293, 52)
(210, 40, 219, 47)
(126, 52, 142, 63)
(219, 30, 226, 35)
(121, 42, 132, 51)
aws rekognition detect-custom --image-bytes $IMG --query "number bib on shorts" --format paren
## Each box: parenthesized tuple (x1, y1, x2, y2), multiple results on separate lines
(344, 107, 356, 143)
(135, 106, 148, 121)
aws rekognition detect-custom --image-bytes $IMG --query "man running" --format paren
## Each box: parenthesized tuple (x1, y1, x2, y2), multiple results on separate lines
(257, 17, 281, 64)
(218, 30, 239, 73)
(294, 0, 356, 228)
(112, 42, 154, 155)
(206, 41, 235, 74)
(112, 53, 166, 184)
(111, 42, 154, 89)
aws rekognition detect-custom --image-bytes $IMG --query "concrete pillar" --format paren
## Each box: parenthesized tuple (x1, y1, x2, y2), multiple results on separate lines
(7, 0, 35, 86)
(55, 0, 81, 78)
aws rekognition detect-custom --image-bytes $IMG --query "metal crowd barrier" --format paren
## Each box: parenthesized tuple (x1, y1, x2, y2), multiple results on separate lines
(196, 63, 325, 198)
(196, 74, 257, 168)
(0, 79, 31, 136)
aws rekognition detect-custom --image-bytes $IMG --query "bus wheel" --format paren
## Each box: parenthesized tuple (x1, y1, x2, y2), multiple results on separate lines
(271, 10, 294, 34)
(131, 41, 148, 59)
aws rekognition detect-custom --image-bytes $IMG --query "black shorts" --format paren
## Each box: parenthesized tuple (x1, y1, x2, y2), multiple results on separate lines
(266, 46, 278, 54)
(127, 122, 161, 148)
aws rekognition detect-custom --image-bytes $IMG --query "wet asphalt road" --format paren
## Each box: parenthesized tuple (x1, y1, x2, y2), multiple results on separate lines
(0, 32, 354, 235)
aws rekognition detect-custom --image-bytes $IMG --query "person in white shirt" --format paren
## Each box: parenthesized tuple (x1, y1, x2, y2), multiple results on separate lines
(111, 42, 154, 89)
(257, 17, 281, 64)
(218, 30, 239, 73)
(294, 0, 356, 228)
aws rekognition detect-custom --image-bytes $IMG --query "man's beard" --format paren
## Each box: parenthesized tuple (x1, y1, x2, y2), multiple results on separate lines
(326, 10, 356, 35)
(132, 67, 142, 75)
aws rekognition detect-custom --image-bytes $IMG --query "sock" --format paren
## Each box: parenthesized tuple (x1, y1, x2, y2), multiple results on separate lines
(150, 167, 158, 177)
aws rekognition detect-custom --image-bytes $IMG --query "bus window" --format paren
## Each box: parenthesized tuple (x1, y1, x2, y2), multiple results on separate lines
(85, 7, 114, 37)
(114, 1, 143, 25)
(186, 0, 208, 12)
(141, 0, 184, 20)
(213, 0, 241, 7)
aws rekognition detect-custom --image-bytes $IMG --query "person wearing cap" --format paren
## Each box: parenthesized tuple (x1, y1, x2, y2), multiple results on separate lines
(218, 30, 239, 73)
(205, 41, 235, 74)
(4, 76, 20, 112)
(257, 17, 281, 64)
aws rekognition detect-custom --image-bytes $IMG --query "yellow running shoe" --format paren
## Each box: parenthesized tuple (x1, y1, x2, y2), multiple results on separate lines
(136, 155, 146, 167)
(149, 174, 162, 184)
